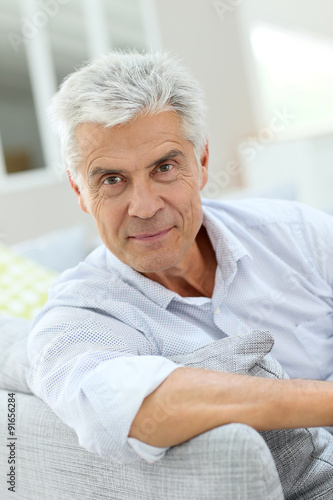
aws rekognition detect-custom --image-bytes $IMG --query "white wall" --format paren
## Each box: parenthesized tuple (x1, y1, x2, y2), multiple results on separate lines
(154, 0, 254, 190)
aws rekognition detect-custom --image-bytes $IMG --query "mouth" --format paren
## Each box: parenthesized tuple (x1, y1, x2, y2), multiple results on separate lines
(129, 227, 173, 241)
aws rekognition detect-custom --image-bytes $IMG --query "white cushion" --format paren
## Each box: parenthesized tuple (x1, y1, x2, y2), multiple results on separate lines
(12, 225, 88, 273)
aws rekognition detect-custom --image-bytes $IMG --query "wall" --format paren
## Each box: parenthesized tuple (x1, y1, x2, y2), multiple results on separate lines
(154, 0, 254, 191)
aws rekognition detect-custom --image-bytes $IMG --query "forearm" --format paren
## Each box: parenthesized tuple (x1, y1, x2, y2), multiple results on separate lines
(129, 367, 333, 447)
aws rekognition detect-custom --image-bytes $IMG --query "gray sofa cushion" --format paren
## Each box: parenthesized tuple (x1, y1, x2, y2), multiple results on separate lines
(0, 315, 31, 393)
(0, 388, 285, 500)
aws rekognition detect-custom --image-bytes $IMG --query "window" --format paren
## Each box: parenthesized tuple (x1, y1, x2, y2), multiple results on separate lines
(250, 23, 333, 137)
(0, 0, 44, 176)
(0, 0, 158, 190)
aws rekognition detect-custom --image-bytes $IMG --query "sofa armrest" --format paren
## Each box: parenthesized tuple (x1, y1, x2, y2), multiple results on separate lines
(0, 389, 284, 500)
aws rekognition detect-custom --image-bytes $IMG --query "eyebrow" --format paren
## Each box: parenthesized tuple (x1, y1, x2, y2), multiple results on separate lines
(88, 149, 185, 179)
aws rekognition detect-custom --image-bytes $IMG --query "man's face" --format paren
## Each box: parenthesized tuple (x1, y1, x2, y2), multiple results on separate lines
(71, 111, 209, 274)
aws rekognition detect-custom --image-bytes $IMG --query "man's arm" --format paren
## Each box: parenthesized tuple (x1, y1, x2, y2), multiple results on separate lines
(129, 366, 333, 447)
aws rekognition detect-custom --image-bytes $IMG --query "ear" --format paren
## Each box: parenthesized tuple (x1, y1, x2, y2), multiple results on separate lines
(199, 140, 209, 190)
(66, 169, 89, 214)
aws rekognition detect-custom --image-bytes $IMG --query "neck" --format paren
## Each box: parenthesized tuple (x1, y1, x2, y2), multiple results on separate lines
(143, 226, 218, 298)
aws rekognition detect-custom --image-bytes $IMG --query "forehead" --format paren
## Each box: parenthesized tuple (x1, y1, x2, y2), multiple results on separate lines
(75, 111, 188, 165)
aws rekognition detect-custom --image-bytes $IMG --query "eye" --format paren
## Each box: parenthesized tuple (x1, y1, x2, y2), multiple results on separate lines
(103, 175, 122, 185)
(156, 163, 173, 173)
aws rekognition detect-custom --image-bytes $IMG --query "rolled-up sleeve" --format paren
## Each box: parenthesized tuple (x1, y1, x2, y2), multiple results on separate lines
(27, 306, 181, 464)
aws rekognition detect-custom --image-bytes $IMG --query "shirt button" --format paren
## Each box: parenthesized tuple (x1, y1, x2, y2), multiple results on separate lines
(215, 306, 221, 315)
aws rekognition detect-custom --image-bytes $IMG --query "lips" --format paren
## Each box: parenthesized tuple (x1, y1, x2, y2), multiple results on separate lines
(129, 227, 172, 240)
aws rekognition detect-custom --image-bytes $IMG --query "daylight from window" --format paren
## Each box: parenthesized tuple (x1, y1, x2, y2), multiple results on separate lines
(250, 24, 333, 135)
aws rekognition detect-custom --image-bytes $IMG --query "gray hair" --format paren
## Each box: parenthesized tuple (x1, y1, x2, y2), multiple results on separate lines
(48, 50, 208, 183)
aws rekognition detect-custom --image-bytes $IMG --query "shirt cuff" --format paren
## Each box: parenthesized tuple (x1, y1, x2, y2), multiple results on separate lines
(127, 437, 169, 463)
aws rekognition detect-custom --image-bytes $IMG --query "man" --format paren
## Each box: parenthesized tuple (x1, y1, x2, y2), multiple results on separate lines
(28, 51, 333, 495)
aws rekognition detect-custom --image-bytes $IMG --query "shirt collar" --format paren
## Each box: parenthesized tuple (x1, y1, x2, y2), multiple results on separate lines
(105, 203, 250, 308)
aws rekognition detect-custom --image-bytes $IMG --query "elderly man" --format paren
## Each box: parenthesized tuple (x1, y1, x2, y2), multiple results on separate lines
(28, 51, 333, 498)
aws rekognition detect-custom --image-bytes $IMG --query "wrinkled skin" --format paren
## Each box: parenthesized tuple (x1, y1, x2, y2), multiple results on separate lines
(69, 111, 217, 297)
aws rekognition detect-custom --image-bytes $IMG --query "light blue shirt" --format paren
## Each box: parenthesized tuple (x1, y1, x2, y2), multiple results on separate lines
(27, 198, 333, 464)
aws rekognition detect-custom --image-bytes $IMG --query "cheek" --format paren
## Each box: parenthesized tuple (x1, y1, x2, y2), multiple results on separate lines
(90, 195, 104, 218)
(89, 195, 114, 232)
(90, 197, 128, 245)
(169, 181, 203, 233)
(172, 176, 203, 215)
(88, 186, 112, 218)
(171, 172, 200, 197)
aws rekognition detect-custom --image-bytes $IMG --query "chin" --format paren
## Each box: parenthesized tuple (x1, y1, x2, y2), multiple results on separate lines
(131, 254, 178, 274)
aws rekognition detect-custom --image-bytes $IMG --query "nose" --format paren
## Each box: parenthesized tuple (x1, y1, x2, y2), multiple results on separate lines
(127, 180, 165, 219)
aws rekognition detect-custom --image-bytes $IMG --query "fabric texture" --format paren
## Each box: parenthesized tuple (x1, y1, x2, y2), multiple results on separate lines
(27, 198, 333, 463)
(0, 315, 31, 393)
(1, 322, 285, 499)
(170, 331, 333, 499)
(0, 389, 284, 500)
(2, 325, 333, 498)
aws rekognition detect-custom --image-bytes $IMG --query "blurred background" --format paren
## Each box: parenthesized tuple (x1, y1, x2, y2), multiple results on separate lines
(0, 0, 333, 250)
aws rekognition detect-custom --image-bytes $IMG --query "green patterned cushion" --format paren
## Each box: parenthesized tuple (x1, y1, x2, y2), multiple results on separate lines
(0, 245, 57, 320)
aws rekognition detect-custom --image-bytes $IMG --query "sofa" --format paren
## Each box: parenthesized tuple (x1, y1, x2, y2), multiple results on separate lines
(3, 315, 333, 498)
(0, 315, 287, 500)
